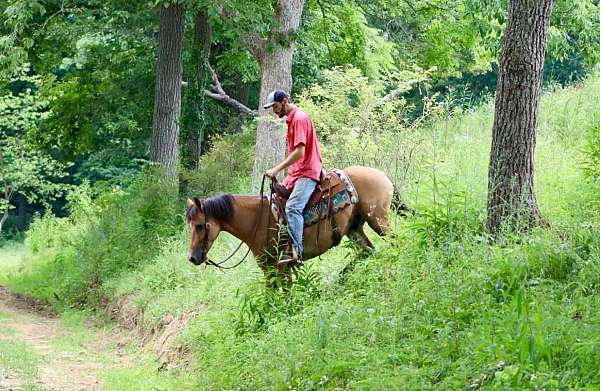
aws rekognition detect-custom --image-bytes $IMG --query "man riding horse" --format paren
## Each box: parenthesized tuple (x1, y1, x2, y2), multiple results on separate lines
(186, 94, 404, 283)
(263, 89, 322, 266)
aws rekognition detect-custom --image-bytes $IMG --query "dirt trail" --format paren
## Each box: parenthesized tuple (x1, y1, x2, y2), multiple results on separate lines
(0, 287, 131, 391)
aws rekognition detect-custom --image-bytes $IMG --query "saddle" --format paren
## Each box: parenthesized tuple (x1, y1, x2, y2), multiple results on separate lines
(270, 169, 358, 246)
(272, 170, 347, 210)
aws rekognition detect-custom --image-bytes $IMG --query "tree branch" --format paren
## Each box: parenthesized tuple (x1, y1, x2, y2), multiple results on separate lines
(203, 64, 258, 117)
(383, 78, 427, 101)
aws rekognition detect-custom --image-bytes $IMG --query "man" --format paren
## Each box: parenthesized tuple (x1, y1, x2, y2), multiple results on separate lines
(263, 89, 322, 265)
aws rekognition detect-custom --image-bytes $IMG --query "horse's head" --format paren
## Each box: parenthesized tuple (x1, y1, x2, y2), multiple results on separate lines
(185, 194, 234, 265)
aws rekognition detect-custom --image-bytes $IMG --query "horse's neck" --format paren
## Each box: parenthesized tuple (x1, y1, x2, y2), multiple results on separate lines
(222, 196, 271, 251)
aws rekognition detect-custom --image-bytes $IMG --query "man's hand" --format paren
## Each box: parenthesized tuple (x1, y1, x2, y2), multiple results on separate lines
(265, 167, 279, 178)
(265, 146, 304, 179)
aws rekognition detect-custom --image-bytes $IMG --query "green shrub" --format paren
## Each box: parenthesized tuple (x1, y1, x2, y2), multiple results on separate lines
(234, 264, 322, 336)
(10, 173, 181, 307)
(297, 67, 427, 187)
(182, 125, 255, 196)
(581, 122, 600, 182)
(410, 182, 486, 249)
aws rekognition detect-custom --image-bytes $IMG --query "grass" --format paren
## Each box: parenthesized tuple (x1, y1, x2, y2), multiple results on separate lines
(0, 339, 40, 384)
(1, 74, 599, 389)
(100, 356, 198, 391)
(0, 242, 29, 283)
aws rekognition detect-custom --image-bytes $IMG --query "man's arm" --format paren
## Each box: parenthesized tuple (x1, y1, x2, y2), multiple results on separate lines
(265, 145, 305, 178)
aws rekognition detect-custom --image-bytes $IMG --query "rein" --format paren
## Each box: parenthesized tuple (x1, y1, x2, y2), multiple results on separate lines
(200, 175, 268, 270)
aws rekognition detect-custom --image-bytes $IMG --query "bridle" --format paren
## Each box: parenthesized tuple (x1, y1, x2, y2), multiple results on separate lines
(193, 175, 269, 270)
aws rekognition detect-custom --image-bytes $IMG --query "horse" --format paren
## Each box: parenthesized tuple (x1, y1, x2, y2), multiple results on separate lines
(185, 166, 405, 281)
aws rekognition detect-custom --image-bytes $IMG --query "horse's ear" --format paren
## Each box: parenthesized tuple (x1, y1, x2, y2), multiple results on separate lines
(186, 198, 194, 208)
(193, 197, 203, 211)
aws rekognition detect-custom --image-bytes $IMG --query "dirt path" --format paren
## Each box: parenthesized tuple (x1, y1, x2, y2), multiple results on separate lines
(0, 287, 131, 391)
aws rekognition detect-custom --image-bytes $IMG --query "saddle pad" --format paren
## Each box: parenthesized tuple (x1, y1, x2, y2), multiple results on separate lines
(303, 189, 351, 227)
(269, 169, 359, 228)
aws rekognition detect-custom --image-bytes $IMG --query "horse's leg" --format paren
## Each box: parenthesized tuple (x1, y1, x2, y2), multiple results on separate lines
(258, 255, 284, 289)
(363, 203, 393, 237)
(263, 264, 278, 289)
(339, 224, 374, 282)
(347, 224, 375, 253)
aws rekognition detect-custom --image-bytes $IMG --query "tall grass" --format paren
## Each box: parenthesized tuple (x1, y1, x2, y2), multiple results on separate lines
(2, 73, 599, 389)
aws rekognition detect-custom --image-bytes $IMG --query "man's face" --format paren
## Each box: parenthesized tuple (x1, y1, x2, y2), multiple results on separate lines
(272, 100, 287, 118)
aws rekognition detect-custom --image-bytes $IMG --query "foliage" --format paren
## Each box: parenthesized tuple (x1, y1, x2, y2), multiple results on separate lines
(234, 264, 322, 336)
(0, 70, 70, 230)
(9, 173, 180, 307)
(410, 183, 486, 250)
(357, 0, 600, 79)
(293, 0, 397, 91)
(0, 0, 156, 161)
(296, 67, 429, 188)
(581, 122, 600, 182)
(1, 73, 600, 389)
(182, 124, 255, 196)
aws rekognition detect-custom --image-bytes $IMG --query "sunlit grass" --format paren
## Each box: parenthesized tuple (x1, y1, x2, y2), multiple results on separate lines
(0, 242, 30, 284)
(0, 339, 40, 380)
(2, 74, 599, 389)
(100, 355, 197, 391)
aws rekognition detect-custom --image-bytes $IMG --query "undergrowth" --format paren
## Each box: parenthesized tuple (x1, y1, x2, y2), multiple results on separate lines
(1, 73, 599, 389)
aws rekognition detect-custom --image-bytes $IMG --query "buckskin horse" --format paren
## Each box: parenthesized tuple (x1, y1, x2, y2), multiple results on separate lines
(186, 166, 407, 281)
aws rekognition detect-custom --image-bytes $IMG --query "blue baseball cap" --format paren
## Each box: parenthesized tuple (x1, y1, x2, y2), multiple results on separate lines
(263, 89, 289, 109)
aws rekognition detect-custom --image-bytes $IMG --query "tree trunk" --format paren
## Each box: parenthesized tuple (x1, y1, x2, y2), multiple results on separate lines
(150, 3, 186, 179)
(0, 209, 7, 233)
(251, 0, 306, 190)
(16, 193, 26, 231)
(487, 0, 553, 235)
(0, 160, 10, 233)
(187, 10, 212, 169)
(251, 50, 294, 190)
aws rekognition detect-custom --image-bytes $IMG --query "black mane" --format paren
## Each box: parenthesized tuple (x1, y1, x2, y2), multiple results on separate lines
(187, 194, 235, 222)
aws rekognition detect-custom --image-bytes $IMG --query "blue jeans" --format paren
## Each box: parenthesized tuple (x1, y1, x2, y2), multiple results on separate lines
(285, 177, 317, 258)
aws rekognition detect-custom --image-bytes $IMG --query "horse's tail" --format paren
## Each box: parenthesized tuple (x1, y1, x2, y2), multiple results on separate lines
(391, 187, 415, 217)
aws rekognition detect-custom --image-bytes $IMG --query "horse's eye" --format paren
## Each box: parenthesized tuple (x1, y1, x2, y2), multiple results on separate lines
(195, 223, 205, 231)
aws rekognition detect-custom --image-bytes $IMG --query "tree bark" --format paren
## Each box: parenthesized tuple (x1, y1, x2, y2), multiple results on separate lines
(251, 50, 294, 190)
(250, 0, 306, 190)
(16, 193, 26, 231)
(0, 209, 7, 233)
(0, 152, 10, 233)
(203, 0, 306, 190)
(150, 3, 186, 179)
(187, 10, 212, 169)
(487, 0, 553, 235)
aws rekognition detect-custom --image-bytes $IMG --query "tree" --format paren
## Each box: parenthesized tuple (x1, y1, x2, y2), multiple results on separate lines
(486, 0, 554, 235)
(0, 73, 69, 232)
(149, 2, 186, 179)
(248, 0, 306, 189)
(202, 0, 306, 189)
(185, 10, 212, 169)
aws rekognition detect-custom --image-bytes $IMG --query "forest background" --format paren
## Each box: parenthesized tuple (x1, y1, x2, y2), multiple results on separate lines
(1, 0, 600, 389)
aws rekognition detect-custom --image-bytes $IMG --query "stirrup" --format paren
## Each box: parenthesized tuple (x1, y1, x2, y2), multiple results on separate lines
(277, 246, 303, 266)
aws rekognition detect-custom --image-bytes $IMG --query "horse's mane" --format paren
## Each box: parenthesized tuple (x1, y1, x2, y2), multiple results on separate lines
(187, 194, 235, 222)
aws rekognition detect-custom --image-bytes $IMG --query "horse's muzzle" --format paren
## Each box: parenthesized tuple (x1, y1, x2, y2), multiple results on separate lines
(189, 256, 204, 265)
(189, 249, 206, 265)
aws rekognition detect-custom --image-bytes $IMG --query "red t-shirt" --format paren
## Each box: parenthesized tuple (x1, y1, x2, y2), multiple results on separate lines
(283, 106, 322, 188)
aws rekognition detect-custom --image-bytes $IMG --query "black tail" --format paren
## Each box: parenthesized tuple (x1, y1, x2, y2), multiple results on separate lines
(392, 188, 415, 217)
